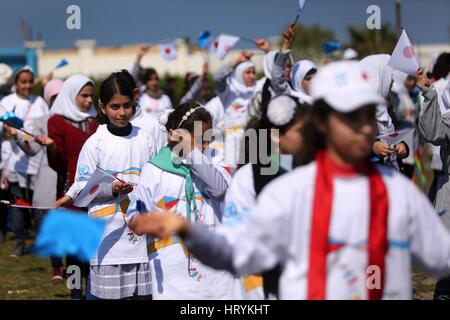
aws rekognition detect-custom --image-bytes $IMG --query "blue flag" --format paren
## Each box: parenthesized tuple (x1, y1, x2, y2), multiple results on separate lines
(198, 30, 212, 49)
(323, 41, 342, 54)
(298, 0, 307, 13)
(31, 210, 106, 261)
(0, 111, 24, 129)
(54, 58, 69, 70)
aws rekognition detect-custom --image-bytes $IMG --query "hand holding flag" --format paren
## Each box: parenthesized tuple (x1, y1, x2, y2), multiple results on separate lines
(73, 167, 132, 208)
(209, 34, 240, 60)
(0, 110, 36, 138)
(377, 128, 414, 145)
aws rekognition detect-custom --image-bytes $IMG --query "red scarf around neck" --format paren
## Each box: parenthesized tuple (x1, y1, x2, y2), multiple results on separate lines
(307, 151, 389, 300)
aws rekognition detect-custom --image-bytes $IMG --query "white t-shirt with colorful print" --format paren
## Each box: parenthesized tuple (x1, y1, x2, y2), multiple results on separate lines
(68, 124, 157, 266)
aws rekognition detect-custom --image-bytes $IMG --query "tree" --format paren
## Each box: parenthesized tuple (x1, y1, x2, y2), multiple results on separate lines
(347, 23, 397, 58)
(282, 24, 338, 61)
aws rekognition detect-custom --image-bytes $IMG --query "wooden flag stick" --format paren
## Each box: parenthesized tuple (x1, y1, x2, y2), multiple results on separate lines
(292, 12, 300, 26)
(18, 128, 36, 138)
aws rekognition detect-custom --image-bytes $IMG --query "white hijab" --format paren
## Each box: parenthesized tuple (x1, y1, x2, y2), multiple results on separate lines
(50, 74, 96, 122)
(263, 51, 278, 80)
(290, 60, 316, 94)
(290, 60, 316, 104)
(230, 60, 256, 94)
(359, 54, 395, 134)
(358, 54, 394, 99)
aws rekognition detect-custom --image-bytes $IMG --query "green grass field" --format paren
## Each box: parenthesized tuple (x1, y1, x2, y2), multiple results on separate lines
(0, 233, 437, 300)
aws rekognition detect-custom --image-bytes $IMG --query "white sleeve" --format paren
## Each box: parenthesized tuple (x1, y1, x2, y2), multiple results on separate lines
(185, 176, 292, 276)
(161, 95, 173, 111)
(185, 147, 231, 200)
(223, 164, 256, 226)
(66, 137, 105, 199)
(409, 182, 450, 278)
(217, 177, 292, 275)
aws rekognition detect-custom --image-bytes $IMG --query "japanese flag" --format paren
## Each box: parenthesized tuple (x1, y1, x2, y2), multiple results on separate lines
(298, 0, 307, 13)
(388, 30, 419, 75)
(158, 40, 177, 61)
(377, 128, 414, 145)
(74, 168, 116, 208)
(209, 34, 240, 60)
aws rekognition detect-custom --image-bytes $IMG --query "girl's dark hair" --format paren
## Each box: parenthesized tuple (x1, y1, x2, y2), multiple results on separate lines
(165, 102, 212, 132)
(143, 68, 159, 83)
(301, 99, 333, 164)
(304, 68, 317, 79)
(97, 70, 136, 124)
(14, 69, 34, 84)
(432, 53, 450, 80)
(118, 69, 138, 90)
(239, 95, 309, 168)
(182, 72, 199, 96)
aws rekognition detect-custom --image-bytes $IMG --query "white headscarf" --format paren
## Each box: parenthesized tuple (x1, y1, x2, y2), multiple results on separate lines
(359, 54, 395, 134)
(50, 74, 96, 122)
(290, 60, 317, 94)
(11, 65, 34, 93)
(230, 60, 256, 94)
(358, 54, 394, 99)
(263, 51, 278, 80)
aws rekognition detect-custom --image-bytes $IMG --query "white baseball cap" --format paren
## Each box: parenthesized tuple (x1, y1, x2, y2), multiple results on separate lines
(310, 61, 385, 113)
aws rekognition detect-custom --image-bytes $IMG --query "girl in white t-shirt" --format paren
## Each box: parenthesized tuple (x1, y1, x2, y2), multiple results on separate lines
(63, 70, 157, 300)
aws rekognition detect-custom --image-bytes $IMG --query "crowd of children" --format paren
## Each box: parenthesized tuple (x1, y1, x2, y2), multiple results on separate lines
(1, 24, 450, 300)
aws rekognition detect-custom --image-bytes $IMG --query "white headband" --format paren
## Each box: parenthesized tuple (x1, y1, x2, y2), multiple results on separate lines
(177, 106, 204, 129)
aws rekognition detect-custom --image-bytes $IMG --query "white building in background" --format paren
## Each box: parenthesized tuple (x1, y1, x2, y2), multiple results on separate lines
(32, 39, 450, 79)
(35, 39, 267, 79)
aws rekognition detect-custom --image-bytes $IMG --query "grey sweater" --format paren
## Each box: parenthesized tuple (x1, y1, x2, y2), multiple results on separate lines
(417, 86, 450, 214)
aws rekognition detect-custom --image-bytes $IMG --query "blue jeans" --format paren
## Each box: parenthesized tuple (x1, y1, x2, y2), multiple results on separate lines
(9, 183, 33, 242)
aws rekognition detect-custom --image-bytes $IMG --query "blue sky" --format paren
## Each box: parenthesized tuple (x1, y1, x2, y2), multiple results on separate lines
(1, 0, 449, 49)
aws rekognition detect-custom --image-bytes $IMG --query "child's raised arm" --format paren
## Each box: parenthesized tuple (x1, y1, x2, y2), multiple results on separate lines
(214, 51, 254, 103)
(417, 70, 448, 146)
(271, 26, 295, 97)
(185, 147, 231, 201)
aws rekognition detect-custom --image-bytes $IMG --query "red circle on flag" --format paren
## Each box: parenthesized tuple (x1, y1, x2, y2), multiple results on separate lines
(403, 46, 415, 59)
(89, 184, 99, 195)
(388, 132, 399, 138)
(214, 41, 219, 49)
(165, 47, 171, 54)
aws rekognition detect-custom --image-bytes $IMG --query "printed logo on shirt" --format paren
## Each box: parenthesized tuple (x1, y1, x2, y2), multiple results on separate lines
(231, 101, 245, 111)
(337, 264, 361, 300)
(222, 202, 250, 227)
(180, 192, 206, 203)
(156, 196, 179, 210)
(77, 164, 91, 181)
(127, 229, 140, 244)
(105, 167, 141, 177)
